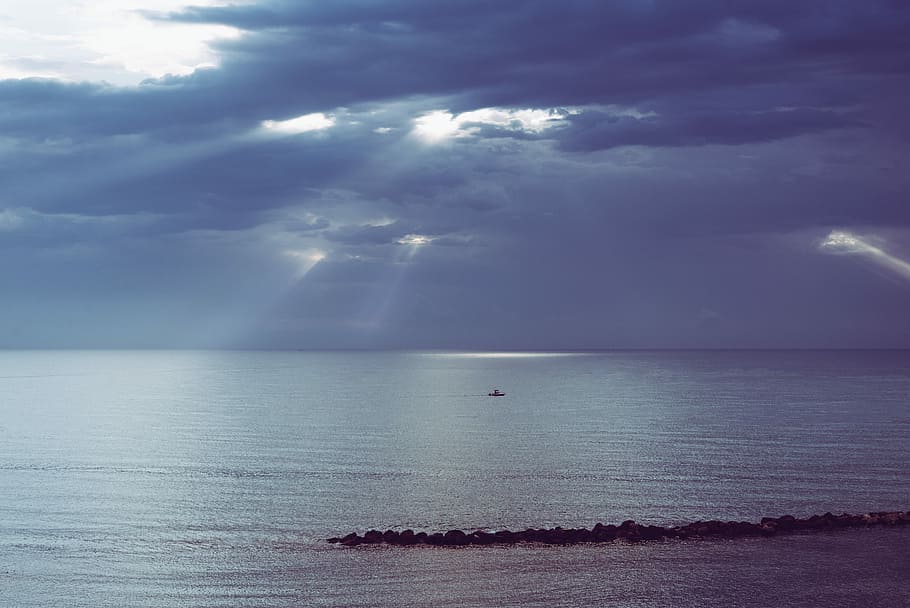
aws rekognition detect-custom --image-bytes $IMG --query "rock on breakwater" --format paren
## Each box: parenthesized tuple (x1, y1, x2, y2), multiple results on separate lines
(327, 510, 910, 547)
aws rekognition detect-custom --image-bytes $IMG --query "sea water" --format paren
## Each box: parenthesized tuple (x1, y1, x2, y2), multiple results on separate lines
(1, 350, 908, 607)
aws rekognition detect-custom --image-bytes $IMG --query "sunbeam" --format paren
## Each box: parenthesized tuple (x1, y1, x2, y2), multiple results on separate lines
(284, 248, 327, 280)
(820, 230, 910, 282)
(357, 236, 433, 331)
(397, 234, 434, 262)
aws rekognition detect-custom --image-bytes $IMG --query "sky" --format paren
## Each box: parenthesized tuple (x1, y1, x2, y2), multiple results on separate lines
(1, 0, 909, 349)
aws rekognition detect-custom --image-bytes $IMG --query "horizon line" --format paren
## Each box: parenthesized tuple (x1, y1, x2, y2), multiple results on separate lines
(1, 347, 910, 353)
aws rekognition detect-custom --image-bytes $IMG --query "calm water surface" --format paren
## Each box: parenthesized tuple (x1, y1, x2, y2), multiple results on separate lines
(1, 350, 908, 607)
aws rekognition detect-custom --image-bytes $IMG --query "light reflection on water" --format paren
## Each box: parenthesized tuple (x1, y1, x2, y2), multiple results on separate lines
(0, 349, 909, 607)
(417, 351, 591, 358)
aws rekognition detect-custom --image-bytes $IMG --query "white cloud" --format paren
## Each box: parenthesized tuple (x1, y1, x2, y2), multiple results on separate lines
(261, 113, 336, 135)
(820, 230, 866, 254)
(413, 110, 463, 142)
(413, 107, 569, 143)
(397, 234, 432, 246)
(0, 1, 242, 85)
(458, 107, 569, 133)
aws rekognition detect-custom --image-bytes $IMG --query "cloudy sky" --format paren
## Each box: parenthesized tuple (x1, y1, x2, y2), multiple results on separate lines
(2, 1, 909, 349)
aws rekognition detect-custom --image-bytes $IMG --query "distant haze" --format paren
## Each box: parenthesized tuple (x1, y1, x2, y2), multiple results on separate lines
(1, 1, 909, 349)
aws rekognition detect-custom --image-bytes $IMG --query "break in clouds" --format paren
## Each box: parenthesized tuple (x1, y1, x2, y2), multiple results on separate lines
(1, 0, 909, 348)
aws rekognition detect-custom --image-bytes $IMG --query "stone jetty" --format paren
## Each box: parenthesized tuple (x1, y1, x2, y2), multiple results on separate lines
(327, 510, 910, 547)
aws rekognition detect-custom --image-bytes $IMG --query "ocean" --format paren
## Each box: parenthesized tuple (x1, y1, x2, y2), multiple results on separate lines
(1, 350, 908, 607)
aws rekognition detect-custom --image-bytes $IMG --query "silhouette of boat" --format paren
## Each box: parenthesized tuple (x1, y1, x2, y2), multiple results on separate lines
(488, 389, 506, 397)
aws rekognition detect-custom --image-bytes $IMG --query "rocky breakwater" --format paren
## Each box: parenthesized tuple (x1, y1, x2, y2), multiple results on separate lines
(327, 510, 910, 547)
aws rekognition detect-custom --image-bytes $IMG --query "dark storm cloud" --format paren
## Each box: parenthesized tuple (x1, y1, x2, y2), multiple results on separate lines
(157, 0, 910, 108)
(6, 0, 907, 142)
(1, 110, 406, 222)
(558, 107, 864, 151)
(3, 0, 910, 348)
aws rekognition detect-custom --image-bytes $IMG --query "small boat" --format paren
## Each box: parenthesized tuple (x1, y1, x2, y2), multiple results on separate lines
(488, 389, 506, 397)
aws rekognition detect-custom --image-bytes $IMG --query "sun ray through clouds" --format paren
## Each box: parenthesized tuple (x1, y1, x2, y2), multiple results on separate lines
(820, 230, 910, 282)
(356, 235, 434, 332)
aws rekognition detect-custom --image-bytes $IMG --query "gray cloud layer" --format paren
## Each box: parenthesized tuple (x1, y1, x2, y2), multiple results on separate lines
(2, 0, 909, 348)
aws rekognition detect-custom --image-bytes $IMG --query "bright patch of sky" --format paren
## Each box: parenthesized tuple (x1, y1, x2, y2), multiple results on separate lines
(0, 0, 241, 85)
(397, 234, 432, 246)
(821, 230, 867, 254)
(284, 248, 326, 279)
(261, 113, 336, 135)
(413, 107, 569, 142)
(423, 352, 588, 358)
(821, 230, 910, 282)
